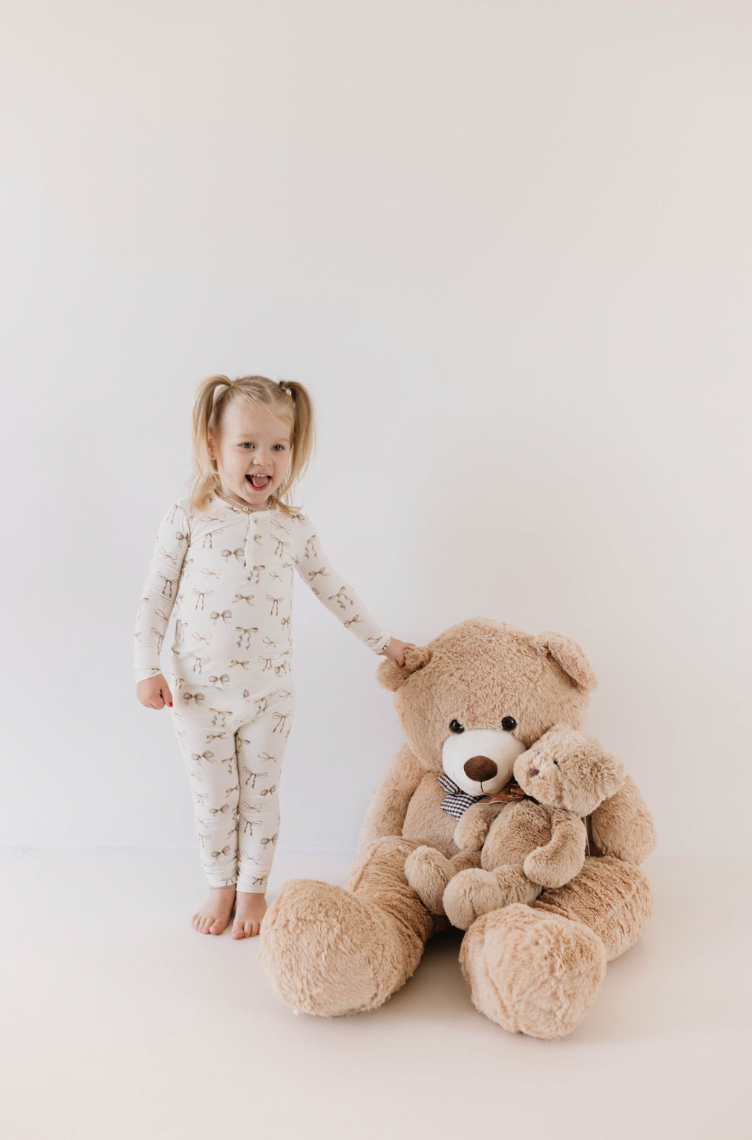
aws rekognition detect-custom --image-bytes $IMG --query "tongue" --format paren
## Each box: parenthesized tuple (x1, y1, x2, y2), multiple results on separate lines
(250, 475, 270, 488)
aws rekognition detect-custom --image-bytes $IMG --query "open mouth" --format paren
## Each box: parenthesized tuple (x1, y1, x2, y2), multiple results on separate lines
(246, 474, 271, 490)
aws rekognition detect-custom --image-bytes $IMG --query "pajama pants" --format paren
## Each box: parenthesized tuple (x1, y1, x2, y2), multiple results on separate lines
(169, 674, 295, 893)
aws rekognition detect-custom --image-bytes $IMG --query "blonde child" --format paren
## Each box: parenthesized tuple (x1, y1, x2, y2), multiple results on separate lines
(134, 376, 414, 939)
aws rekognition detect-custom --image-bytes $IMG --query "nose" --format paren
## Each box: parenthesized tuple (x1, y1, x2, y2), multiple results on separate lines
(527, 767, 539, 779)
(463, 755, 498, 782)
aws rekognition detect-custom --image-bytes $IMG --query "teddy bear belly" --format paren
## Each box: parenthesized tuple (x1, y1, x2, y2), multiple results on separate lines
(481, 800, 553, 869)
(402, 776, 458, 858)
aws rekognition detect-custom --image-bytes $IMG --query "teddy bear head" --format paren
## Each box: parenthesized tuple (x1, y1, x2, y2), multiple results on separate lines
(377, 618, 597, 798)
(513, 724, 626, 816)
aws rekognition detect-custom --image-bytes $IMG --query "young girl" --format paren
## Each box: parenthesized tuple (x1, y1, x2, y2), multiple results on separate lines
(135, 375, 414, 940)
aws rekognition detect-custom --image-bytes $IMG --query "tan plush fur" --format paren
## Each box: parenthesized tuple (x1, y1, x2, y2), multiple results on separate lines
(406, 725, 628, 929)
(259, 618, 656, 1039)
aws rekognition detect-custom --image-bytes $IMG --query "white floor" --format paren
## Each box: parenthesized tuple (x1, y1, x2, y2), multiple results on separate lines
(1, 851, 749, 1140)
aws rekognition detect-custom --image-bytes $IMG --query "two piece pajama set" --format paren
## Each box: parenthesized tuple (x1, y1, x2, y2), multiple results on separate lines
(134, 491, 390, 893)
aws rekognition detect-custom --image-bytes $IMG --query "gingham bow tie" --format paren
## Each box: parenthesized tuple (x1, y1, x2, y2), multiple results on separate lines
(437, 774, 487, 820)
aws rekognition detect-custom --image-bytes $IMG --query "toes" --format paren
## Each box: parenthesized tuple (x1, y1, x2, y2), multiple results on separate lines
(231, 917, 248, 938)
(230, 917, 262, 938)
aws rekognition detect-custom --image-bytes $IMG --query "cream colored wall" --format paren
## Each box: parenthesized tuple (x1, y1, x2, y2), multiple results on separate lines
(1, 0, 749, 853)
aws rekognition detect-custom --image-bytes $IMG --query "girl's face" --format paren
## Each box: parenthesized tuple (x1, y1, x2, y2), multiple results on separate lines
(208, 402, 292, 508)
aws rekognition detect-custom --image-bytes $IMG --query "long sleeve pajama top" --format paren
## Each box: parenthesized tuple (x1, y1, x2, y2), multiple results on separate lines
(134, 492, 392, 692)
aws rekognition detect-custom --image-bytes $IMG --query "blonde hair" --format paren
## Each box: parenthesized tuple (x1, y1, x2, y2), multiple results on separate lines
(189, 375, 315, 518)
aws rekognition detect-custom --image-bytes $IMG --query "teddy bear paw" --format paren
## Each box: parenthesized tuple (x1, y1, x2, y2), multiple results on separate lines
(443, 869, 505, 931)
(459, 904, 607, 1039)
(405, 846, 456, 914)
(453, 811, 490, 852)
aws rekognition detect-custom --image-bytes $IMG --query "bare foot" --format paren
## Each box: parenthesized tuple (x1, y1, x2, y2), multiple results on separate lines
(192, 885, 236, 935)
(232, 892, 267, 938)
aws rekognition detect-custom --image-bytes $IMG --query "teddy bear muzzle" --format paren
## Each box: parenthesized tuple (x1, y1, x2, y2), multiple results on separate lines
(463, 756, 498, 782)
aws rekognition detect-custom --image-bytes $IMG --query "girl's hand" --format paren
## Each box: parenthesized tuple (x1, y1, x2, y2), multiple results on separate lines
(379, 637, 416, 668)
(136, 674, 174, 709)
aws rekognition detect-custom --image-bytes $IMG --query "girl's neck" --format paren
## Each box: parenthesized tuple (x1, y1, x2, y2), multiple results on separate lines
(216, 486, 273, 513)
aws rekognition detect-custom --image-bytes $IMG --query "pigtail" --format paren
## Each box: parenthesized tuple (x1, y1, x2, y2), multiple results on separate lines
(274, 380, 316, 497)
(189, 375, 232, 513)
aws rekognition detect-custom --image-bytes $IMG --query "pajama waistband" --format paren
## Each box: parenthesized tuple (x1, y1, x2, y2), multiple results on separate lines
(169, 669, 294, 708)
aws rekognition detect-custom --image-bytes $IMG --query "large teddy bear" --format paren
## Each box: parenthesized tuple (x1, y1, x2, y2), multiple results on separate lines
(259, 618, 656, 1040)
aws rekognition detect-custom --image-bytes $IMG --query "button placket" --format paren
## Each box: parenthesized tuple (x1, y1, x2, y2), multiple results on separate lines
(243, 515, 257, 571)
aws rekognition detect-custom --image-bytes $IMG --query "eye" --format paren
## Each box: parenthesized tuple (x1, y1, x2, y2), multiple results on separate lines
(501, 716, 517, 732)
(449, 719, 465, 734)
(240, 442, 255, 449)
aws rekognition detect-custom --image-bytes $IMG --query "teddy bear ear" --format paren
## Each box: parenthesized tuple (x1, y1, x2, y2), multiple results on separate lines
(531, 632, 598, 692)
(599, 751, 627, 799)
(376, 645, 432, 692)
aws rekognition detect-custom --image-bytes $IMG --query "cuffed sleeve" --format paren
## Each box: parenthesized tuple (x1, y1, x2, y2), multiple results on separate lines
(134, 502, 190, 682)
(293, 513, 391, 654)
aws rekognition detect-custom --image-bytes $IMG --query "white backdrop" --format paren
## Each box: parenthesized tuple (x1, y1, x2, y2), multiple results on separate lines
(1, 0, 749, 857)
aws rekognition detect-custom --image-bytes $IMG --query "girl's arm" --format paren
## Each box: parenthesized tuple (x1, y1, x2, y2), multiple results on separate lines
(292, 513, 391, 655)
(134, 502, 190, 683)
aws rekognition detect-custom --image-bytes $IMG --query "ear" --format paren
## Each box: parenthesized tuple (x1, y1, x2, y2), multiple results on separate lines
(597, 751, 626, 800)
(531, 632, 598, 692)
(376, 645, 432, 692)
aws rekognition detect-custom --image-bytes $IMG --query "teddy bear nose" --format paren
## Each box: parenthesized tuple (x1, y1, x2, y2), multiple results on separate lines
(464, 756, 498, 782)
(527, 767, 539, 779)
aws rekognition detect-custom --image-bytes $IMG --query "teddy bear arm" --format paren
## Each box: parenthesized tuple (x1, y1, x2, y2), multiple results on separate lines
(356, 744, 426, 857)
(588, 773, 657, 865)
(453, 802, 502, 852)
(522, 810, 587, 889)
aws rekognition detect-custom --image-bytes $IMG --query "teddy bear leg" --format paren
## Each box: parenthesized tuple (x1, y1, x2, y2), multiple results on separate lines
(458, 857, 652, 1039)
(259, 836, 434, 1017)
(492, 865, 544, 906)
(405, 846, 457, 914)
(459, 904, 607, 1040)
(531, 855, 653, 961)
(404, 847, 481, 914)
(443, 869, 506, 931)
(444, 865, 541, 931)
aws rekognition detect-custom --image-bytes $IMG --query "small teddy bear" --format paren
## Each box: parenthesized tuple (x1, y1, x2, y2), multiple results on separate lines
(405, 724, 626, 930)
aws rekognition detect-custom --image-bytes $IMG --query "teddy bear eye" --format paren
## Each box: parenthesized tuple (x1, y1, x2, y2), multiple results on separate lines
(501, 716, 517, 732)
(449, 720, 465, 734)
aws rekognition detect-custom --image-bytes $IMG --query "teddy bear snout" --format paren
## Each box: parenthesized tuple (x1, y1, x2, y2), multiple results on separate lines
(464, 756, 498, 782)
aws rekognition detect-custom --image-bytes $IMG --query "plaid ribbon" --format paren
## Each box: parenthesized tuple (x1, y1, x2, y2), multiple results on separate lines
(437, 774, 487, 820)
